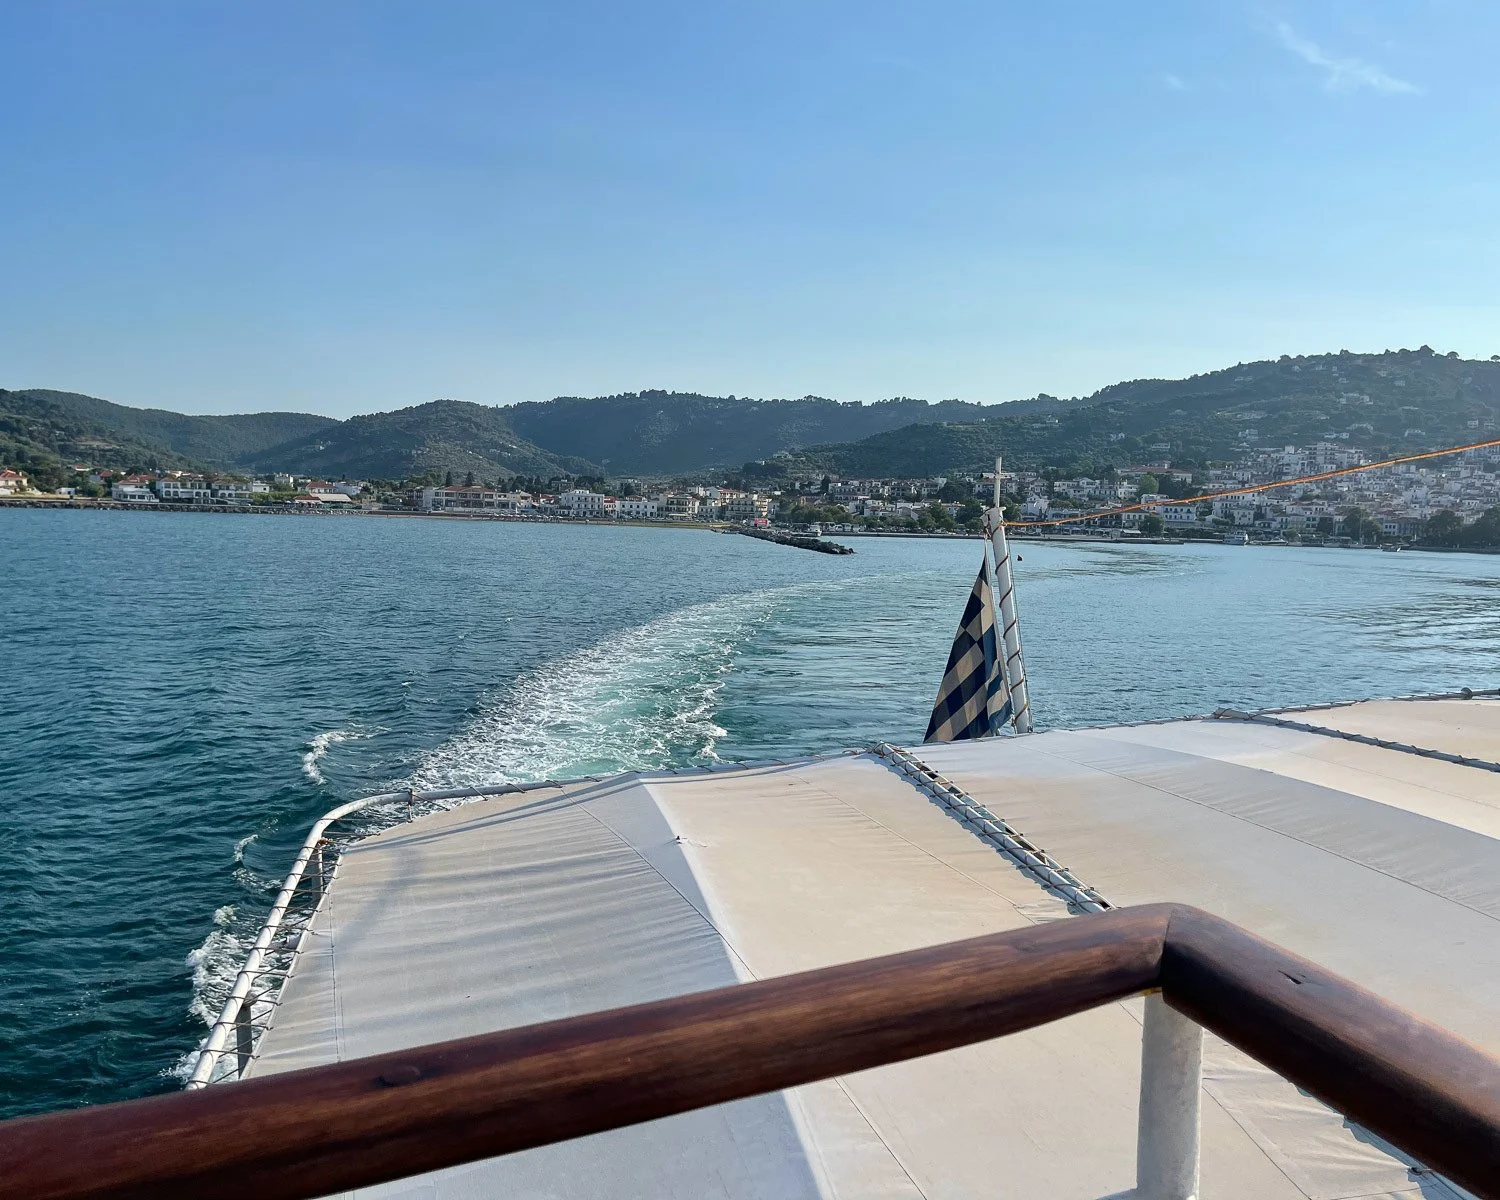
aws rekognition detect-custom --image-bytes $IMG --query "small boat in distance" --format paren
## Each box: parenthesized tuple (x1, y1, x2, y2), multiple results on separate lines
(1222, 531, 1249, 545)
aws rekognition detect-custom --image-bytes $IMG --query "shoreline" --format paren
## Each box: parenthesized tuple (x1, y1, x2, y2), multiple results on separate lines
(4, 497, 1496, 555)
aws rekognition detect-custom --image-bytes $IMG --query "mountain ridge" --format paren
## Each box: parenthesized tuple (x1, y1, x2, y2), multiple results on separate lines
(6, 348, 1499, 485)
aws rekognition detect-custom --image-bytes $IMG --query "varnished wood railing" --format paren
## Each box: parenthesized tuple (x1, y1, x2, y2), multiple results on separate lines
(2, 904, 1498, 1199)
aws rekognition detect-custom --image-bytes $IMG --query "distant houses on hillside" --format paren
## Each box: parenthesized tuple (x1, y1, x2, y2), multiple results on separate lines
(5, 439, 1499, 547)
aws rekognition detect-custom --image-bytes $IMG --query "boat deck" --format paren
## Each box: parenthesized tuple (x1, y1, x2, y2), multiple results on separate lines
(247, 698, 1500, 1199)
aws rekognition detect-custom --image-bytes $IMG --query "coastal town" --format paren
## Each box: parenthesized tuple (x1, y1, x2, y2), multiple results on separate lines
(3, 437, 1499, 548)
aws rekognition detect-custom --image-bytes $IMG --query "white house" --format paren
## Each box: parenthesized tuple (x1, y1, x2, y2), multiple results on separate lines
(559, 489, 607, 517)
(156, 476, 213, 502)
(0, 469, 28, 495)
(615, 498, 661, 519)
(723, 493, 770, 521)
(214, 481, 254, 504)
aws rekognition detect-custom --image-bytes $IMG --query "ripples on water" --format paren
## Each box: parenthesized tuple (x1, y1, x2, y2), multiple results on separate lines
(2, 510, 1498, 1117)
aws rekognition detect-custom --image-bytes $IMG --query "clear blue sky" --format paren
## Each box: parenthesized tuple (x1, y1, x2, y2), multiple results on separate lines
(3, 1, 1497, 417)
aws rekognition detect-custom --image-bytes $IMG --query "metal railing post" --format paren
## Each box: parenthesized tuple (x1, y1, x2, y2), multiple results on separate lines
(235, 992, 257, 1079)
(1136, 992, 1202, 1200)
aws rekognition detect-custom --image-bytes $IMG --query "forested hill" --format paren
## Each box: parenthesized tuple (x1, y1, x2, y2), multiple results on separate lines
(1, 389, 336, 469)
(243, 400, 601, 480)
(505, 390, 1018, 474)
(792, 348, 1500, 478)
(1, 389, 201, 476)
(8, 348, 1499, 486)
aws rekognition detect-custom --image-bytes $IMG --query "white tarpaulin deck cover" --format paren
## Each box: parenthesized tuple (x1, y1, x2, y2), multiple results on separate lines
(250, 698, 1500, 1199)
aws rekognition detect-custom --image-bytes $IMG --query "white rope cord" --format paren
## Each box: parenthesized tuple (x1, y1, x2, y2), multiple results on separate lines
(872, 743, 1111, 914)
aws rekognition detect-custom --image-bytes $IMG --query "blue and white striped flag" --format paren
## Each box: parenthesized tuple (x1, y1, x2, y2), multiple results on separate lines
(923, 556, 1012, 743)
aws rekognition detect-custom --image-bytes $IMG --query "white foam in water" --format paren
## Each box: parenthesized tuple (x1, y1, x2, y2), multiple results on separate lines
(405, 586, 807, 791)
(183, 904, 248, 1028)
(301, 728, 371, 784)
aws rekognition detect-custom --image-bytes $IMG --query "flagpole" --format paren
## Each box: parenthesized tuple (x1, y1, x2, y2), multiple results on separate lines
(989, 455, 1034, 734)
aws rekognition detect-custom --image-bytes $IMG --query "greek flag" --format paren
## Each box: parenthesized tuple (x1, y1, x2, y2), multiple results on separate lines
(923, 556, 1012, 743)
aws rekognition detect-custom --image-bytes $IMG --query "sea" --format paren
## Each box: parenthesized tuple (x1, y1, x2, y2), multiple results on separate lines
(3, 508, 1498, 1119)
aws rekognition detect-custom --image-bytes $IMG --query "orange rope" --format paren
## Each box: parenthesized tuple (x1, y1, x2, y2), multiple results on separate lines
(1007, 436, 1500, 528)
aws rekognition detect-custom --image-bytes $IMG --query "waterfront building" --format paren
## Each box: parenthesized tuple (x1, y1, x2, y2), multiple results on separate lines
(614, 498, 661, 520)
(723, 493, 770, 522)
(213, 481, 254, 504)
(0, 469, 29, 494)
(155, 476, 213, 502)
(559, 489, 607, 517)
(411, 485, 515, 513)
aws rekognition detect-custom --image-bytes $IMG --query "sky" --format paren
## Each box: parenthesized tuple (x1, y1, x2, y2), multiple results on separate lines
(3, 1, 1498, 418)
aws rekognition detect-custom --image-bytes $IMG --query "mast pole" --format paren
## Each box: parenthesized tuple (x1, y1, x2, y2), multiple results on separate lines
(990, 455, 1034, 734)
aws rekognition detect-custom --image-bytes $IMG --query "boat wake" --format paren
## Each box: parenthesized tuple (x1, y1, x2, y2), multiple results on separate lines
(300, 728, 372, 784)
(171, 903, 251, 1082)
(403, 585, 813, 792)
(175, 585, 830, 1080)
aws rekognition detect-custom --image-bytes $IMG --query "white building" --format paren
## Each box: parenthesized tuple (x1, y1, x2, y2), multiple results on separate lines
(559, 489, 607, 517)
(614, 498, 661, 520)
(412, 485, 516, 513)
(214, 481, 254, 504)
(156, 476, 213, 502)
(723, 493, 770, 522)
(0, 469, 29, 495)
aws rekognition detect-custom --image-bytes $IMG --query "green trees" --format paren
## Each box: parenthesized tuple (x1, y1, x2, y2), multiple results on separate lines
(1139, 514, 1165, 535)
(1423, 508, 1500, 549)
(1138, 473, 1160, 495)
(1341, 507, 1380, 542)
(956, 499, 985, 530)
(1424, 510, 1464, 546)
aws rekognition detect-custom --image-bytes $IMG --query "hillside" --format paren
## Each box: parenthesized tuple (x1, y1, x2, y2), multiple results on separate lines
(6, 390, 336, 467)
(798, 348, 1500, 478)
(8, 348, 1499, 488)
(0, 389, 200, 479)
(506, 390, 1023, 474)
(248, 400, 601, 480)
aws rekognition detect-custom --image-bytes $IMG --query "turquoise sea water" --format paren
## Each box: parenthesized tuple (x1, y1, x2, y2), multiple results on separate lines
(3, 509, 1499, 1119)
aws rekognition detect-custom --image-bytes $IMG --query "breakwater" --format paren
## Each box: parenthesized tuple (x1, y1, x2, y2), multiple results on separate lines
(734, 527, 854, 554)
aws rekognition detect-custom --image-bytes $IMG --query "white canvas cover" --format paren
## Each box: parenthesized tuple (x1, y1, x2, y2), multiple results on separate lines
(250, 700, 1500, 1199)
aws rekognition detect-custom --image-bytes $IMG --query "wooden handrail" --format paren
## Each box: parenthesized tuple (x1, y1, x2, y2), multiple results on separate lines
(2, 904, 1497, 1200)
